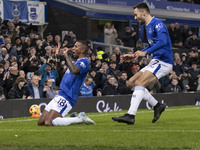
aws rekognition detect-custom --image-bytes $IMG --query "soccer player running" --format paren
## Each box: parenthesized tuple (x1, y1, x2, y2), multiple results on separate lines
(38, 41, 95, 126)
(112, 2, 174, 125)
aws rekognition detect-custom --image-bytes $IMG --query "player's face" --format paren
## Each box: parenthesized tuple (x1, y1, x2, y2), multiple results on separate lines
(72, 42, 82, 57)
(134, 8, 145, 25)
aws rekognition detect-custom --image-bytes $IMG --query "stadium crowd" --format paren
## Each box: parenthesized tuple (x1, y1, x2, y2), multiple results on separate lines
(0, 17, 200, 100)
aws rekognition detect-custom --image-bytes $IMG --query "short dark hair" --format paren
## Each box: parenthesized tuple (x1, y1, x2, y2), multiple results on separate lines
(133, 2, 150, 13)
(78, 40, 90, 54)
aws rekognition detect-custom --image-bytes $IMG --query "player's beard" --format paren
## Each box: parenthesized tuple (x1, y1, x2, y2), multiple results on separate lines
(139, 19, 145, 25)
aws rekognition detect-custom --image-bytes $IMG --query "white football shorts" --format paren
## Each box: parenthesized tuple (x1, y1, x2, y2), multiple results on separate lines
(140, 59, 173, 79)
(45, 95, 72, 117)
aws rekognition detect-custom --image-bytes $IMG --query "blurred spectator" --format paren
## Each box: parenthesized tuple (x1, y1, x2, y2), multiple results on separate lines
(54, 35, 61, 47)
(63, 31, 76, 48)
(4, 61, 10, 73)
(166, 78, 182, 93)
(135, 40, 144, 51)
(173, 57, 183, 77)
(44, 32, 54, 47)
(0, 47, 13, 64)
(43, 46, 52, 60)
(89, 68, 102, 95)
(118, 71, 132, 94)
(90, 53, 97, 69)
(24, 75, 44, 99)
(174, 22, 183, 47)
(39, 61, 58, 87)
(131, 64, 140, 76)
(185, 33, 200, 50)
(97, 62, 110, 88)
(181, 24, 191, 44)
(0, 39, 5, 49)
(3, 62, 19, 98)
(28, 47, 37, 58)
(0, 64, 4, 87)
(115, 33, 124, 46)
(119, 50, 134, 79)
(19, 70, 26, 78)
(35, 39, 45, 56)
(96, 46, 105, 60)
(0, 86, 5, 101)
(101, 53, 110, 63)
(139, 57, 148, 69)
(168, 23, 176, 45)
(187, 62, 200, 92)
(96, 88, 102, 96)
(102, 75, 119, 96)
(8, 76, 26, 99)
(80, 76, 95, 97)
(187, 50, 199, 65)
(104, 22, 117, 53)
(110, 53, 117, 63)
(113, 47, 121, 64)
(21, 57, 39, 73)
(43, 78, 57, 98)
(122, 26, 137, 48)
(108, 61, 118, 74)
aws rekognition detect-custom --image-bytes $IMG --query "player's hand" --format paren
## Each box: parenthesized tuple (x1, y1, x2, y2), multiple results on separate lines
(55, 42, 61, 57)
(121, 54, 135, 61)
(133, 51, 147, 60)
(63, 47, 69, 58)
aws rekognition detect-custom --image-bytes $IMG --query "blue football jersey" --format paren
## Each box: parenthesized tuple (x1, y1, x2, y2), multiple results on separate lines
(58, 58, 90, 107)
(142, 17, 174, 65)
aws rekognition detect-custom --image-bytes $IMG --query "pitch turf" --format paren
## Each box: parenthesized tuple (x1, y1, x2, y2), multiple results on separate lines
(0, 105, 200, 150)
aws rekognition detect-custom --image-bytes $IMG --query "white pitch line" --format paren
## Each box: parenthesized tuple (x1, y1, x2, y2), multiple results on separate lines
(90, 106, 200, 117)
(0, 106, 199, 124)
(0, 129, 200, 133)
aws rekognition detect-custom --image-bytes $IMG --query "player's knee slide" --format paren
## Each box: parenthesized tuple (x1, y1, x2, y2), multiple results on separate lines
(45, 120, 53, 126)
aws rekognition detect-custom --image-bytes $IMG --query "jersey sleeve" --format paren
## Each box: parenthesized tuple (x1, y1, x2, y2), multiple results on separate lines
(75, 59, 90, 74)
(146, 21, 168, 54)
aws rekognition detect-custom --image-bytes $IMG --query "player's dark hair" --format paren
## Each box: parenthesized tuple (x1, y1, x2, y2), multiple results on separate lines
(133, 2, 150, 14)
(78, 40, 90, 54)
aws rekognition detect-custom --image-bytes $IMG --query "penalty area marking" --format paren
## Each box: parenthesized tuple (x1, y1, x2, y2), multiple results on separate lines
(0, 106, 199, 124)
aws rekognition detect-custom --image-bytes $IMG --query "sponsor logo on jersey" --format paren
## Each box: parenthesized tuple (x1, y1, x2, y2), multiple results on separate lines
(155, 23, 163, 31)
(80, 62, 86, 68)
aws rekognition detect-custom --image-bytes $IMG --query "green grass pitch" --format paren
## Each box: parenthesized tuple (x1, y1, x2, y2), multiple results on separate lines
(0, 105, 200, 150)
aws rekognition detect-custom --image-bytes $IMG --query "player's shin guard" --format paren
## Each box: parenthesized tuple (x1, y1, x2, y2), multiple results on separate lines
(127, 86, 145, 115)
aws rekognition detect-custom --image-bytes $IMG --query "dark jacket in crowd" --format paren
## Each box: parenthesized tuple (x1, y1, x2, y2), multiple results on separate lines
(8, 84, 25, 99)
(122, 31, 136, 48)
(24, 81, 44, 98)
(166, 84, 182, 93)
(118, 79, 132, 94)
(102, 83, 119, 96)
(4, 72, 19, 98)
(185, 37, 199, 49)
(119, 62, 134, 79)
(188, 68, 199, 91)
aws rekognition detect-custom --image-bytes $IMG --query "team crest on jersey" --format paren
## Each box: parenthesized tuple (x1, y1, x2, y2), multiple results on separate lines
(155, 23, 163, 31)
(80, 62, 86, 68)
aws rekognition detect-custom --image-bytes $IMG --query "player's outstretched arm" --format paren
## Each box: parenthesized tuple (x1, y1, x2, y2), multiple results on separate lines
(63, 47, 80, 74)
